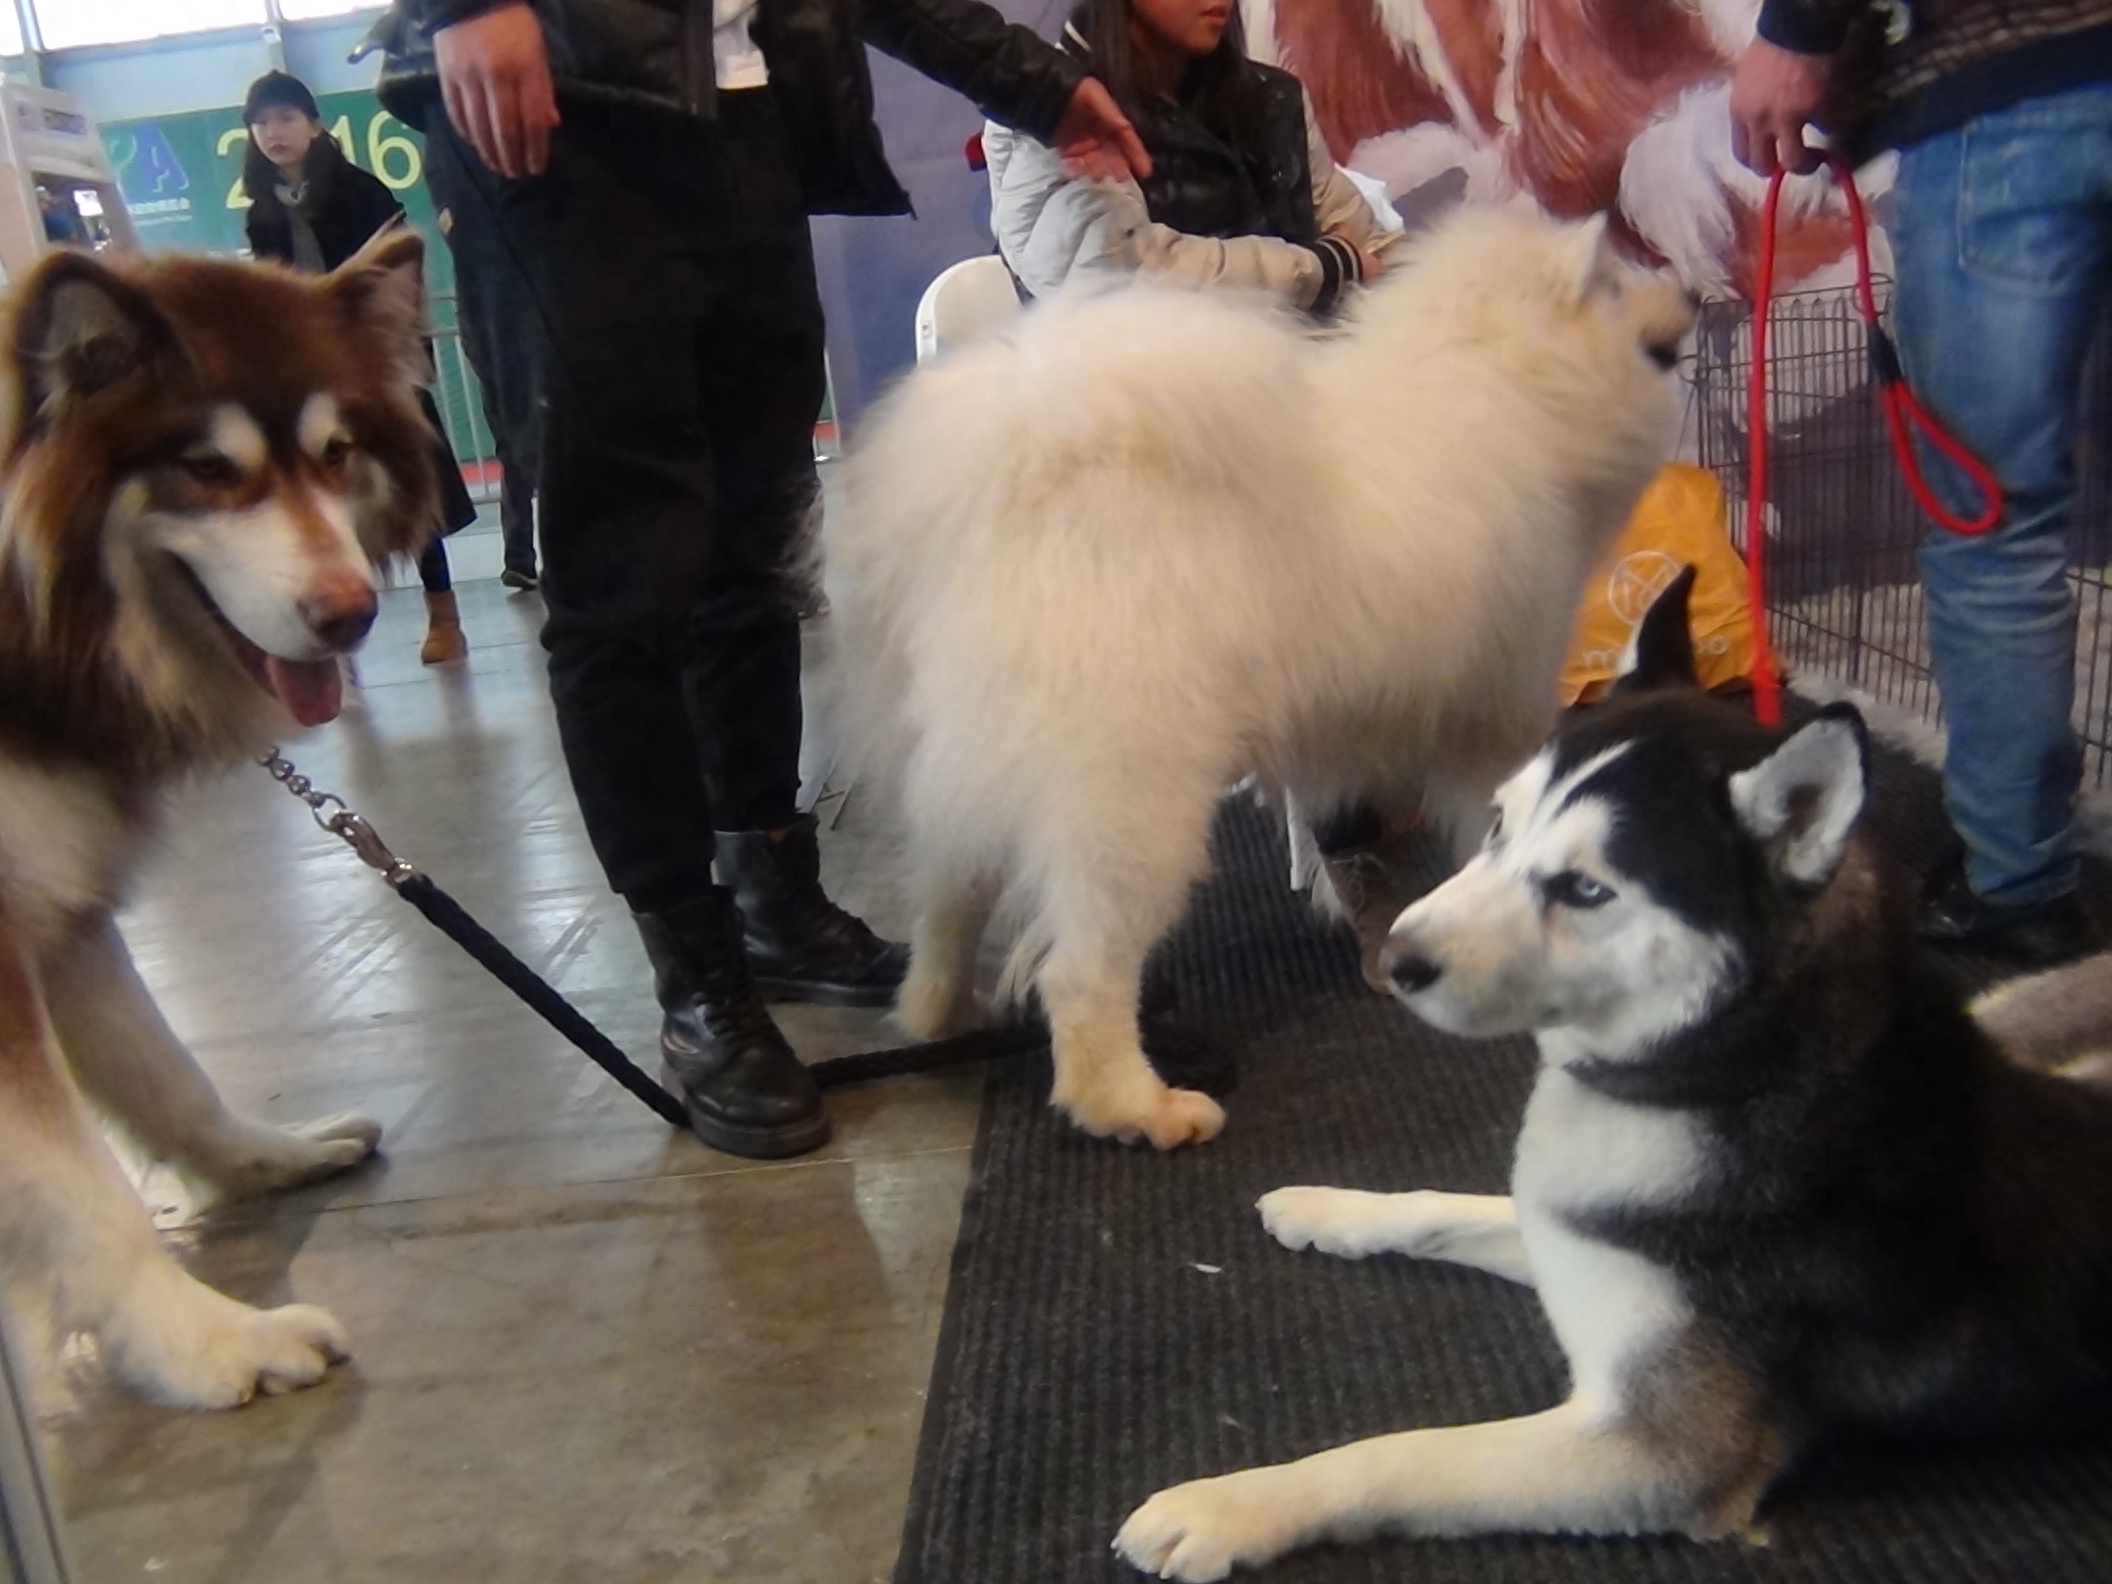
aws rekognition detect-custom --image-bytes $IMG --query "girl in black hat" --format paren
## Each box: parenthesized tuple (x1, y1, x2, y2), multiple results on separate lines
(243, 70, 481, 666)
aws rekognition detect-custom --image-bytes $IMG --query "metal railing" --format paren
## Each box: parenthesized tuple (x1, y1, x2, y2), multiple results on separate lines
(1693, 289, 2112, 784)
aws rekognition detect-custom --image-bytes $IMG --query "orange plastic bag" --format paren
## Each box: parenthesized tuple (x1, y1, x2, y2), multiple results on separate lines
(1560, 463, 1757, 706)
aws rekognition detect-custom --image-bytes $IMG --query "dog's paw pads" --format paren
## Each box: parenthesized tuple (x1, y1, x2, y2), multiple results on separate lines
(212, 1113, 383, 1195)
(1115, 1483, 1253, 1582)
(1062, 1082, 1226, 1151)
(1140, 1088, 1226, 1150)
(292, 1112, 383, 1166)
(131, 1300, 350, 1409)
(1257, 1186, 1348, 1252)
(895, 975, 983, 1041)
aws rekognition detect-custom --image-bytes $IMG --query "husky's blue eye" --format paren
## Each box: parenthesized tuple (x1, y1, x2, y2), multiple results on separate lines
(1546, 871, 1613, 909)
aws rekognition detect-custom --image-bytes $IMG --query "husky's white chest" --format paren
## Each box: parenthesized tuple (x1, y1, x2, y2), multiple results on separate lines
(1513, 1046, 1705, 1406)
(0, 758, 145, 943)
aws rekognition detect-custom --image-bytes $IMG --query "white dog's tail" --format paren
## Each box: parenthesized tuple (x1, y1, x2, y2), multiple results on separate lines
(1974, 954, 2112, 1084)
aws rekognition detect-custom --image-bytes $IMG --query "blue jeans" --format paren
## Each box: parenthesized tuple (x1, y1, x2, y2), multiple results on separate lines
(1892, 84, 2112, 906)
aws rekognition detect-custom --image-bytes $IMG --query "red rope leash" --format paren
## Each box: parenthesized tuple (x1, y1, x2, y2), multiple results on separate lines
(1743, 152, 2005, 726)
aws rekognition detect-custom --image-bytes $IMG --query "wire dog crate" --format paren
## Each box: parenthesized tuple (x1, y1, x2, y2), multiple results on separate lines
(1691, 288, 2112, 783)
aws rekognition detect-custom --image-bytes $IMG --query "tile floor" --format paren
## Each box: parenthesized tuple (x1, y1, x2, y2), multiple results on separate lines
(42, 566, 978, 1584)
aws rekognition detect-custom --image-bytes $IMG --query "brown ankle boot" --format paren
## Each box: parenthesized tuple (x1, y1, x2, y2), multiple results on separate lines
(420, 590, 468, 665)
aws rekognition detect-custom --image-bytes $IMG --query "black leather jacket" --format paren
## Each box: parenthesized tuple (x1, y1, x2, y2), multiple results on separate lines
(367, 0, 1084, 216)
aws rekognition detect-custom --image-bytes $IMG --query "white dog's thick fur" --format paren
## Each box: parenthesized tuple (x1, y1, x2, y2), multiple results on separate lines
(830, 208, 1693, 1148)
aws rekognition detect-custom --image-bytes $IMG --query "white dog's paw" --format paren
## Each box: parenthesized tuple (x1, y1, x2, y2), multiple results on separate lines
(196, 1112, 382, 1198)
(895, 971, 984, 1042)
(113, 1282, 350, 1409)
(1258, 1186, 1406, 1259)
(1115, 1472, 1296, 1581)
(1060, 1079, 1226, 1151)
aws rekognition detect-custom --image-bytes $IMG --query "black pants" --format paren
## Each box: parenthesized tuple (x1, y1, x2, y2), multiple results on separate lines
(426, 95, 825, 913)
(449, 204, 542, 579)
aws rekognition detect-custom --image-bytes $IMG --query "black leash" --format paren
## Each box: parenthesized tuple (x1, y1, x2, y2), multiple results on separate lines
(259, 749, 1014, 1131)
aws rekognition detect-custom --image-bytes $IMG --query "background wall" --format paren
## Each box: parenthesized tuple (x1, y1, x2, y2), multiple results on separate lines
(810, 0, 1064, 434)
(40, 4, 1068, 440)
(47, 16, 379, 122)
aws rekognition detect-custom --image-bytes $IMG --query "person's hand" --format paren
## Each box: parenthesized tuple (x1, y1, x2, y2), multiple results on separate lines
(1053, 78, 1153, 182)
(1729, 38, 1836, 177)
(1335, 235, 1380, 284)
(435, 2, 561, 179)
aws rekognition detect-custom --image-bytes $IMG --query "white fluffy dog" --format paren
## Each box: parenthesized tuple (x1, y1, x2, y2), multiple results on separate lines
(828, 208, 1693, 1150)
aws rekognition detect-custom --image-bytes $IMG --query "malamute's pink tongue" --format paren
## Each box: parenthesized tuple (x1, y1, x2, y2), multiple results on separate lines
(265, 655, 345, 727)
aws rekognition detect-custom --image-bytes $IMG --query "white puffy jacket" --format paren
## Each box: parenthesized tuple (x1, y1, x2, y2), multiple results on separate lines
(984, 88, 1395, 311)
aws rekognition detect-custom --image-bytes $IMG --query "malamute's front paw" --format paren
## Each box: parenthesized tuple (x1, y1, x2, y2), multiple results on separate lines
(1116, 1469, 1298, 1581)
(1259, 1186, 1407, 1259)
(196, 1112, 382, 1199)
(110, 1280, 350, 1409)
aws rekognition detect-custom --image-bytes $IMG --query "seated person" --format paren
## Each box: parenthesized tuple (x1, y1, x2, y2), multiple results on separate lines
(985, 0, 1393, 315)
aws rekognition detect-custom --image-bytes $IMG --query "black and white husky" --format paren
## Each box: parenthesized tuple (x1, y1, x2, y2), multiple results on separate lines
(1116, 571, 2112, 1580)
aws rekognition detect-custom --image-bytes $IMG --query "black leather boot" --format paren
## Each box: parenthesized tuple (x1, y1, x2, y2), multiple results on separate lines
(713, 816, 909, 1006)
(634, 891, 830, 1158)
(1919, 859, 2099, 969)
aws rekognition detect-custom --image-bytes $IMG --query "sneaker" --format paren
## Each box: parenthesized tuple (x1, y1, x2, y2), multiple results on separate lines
(500, 566, 539, 592)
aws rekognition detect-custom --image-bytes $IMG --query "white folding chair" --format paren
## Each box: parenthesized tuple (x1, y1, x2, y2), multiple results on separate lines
(914, 255, 1022, 362)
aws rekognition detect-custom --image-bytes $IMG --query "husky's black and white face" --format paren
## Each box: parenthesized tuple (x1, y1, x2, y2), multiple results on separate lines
(1382, 578, 1870, 1058)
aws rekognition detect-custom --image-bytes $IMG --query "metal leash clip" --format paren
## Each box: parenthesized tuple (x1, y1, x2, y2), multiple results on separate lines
(258, 748, 417, 887)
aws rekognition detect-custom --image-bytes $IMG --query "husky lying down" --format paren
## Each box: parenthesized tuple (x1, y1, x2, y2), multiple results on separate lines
(831, 206, 1694, 1151)
(1117, 572, 2112, 1580)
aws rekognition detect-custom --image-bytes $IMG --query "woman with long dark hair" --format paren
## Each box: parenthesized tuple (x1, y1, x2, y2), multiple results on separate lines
(243, 71, 480, 666)
(985, 0, 1392, 315)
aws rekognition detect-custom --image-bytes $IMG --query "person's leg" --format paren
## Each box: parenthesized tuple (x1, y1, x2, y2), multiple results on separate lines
(422, 103, 825, 1156)
(427, 108, 723, 910)
(1891, 85, 2112, 960)
(416, 538, 450, 593)
(449, 219, 542, 588)
(497, 432, 538, 588)
(683, 92, 905, 1005)
(415, 538, 467, 665)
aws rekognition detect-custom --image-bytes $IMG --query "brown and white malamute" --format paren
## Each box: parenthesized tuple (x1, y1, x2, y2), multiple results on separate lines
(0, 231, 436, 1407)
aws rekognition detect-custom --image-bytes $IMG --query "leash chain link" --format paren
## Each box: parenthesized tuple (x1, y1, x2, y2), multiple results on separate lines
(257, 747, 417, 886)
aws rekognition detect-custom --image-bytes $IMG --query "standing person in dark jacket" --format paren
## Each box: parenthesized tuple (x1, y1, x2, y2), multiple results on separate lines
(367, 0, 1148, 1160)
(244, 70, 481, 666)
(1731, 2, 2112, 969)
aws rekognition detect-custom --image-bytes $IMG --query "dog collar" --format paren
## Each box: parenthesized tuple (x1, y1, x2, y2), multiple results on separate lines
(1561, 1049, 1776, 1110)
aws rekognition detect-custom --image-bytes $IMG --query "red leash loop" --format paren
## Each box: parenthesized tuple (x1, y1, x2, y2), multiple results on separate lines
(1742, 152, 2005, 726)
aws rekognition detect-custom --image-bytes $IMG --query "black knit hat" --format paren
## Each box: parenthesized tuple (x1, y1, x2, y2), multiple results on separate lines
(244, 70, 320, 125)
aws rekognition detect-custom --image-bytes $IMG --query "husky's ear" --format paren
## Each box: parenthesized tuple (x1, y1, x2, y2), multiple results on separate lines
(10, 251, 178, 416)
(1613, 564, 1699, 695)
(1727, 704, 1869, 887)
(1562, 212, 1613, 302)
(328, 223, 431, 392)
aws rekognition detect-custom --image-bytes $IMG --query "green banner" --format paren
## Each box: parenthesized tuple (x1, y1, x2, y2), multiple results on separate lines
(97, 90, 490, 459)
(99, 89, 453, 292)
